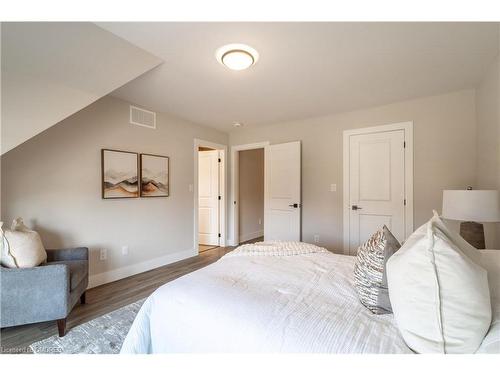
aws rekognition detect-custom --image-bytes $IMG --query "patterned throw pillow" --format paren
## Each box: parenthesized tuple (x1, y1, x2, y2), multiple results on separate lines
(353, 226, 401, 314)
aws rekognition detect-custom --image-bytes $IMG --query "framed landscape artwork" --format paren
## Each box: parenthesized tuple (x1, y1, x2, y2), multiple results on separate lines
(101, 149, 139, 199)
(140, 153, 169, 197)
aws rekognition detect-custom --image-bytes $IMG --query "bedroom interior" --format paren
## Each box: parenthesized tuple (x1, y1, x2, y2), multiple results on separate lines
(1, 1, 500, 372)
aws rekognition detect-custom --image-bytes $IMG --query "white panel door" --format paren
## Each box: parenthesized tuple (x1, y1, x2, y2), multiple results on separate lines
(264, 141, 301, 241)
(348, 130, 405, 254)
(198, 150, 220, 246)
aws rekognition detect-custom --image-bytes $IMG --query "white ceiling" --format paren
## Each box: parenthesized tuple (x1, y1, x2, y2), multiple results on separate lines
(99, 22, 499, 132)
(1, 22, 162, 154)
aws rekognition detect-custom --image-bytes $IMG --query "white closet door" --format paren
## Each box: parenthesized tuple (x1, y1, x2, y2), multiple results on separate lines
(347, 130, 406, 254)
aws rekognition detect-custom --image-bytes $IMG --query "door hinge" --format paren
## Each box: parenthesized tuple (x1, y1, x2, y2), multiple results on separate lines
(403, 141, 406, 148)
(218, 158, 221, 162)
(218, 196, 221, 200)
(404, 199, 406, 206)
(218, 233, 221, 238)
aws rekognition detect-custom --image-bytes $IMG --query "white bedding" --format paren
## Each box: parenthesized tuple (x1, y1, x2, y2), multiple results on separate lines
(120, 244, 499, 354)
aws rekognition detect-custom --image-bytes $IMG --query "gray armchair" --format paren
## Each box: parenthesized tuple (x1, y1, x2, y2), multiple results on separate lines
(1, 247, 88, 337)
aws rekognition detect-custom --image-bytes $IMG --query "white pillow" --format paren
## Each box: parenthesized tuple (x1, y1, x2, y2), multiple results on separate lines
(476, 250, 500, 354)
(387, 211, 491, 353)
(479, 250, 500, 302)
(0, 218, 47, 268)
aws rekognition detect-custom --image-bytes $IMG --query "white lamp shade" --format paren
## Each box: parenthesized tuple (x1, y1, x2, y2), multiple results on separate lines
(442, 190, 500, 222)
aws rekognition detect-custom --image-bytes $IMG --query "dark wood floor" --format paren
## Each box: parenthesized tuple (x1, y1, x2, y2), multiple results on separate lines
(0, 237, 263, 353)
(198, 244, 219, 252)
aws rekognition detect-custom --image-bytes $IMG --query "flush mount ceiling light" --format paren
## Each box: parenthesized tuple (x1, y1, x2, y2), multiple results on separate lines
(233, 122, 243, 128)
(216, 44, 259, 71)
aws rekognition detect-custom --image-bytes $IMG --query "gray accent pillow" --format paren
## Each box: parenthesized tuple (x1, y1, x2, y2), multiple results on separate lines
(353, 225, 401, 314)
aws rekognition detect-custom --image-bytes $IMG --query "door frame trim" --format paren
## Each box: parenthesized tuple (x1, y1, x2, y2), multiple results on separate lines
(194, 139, 227, 253)
(230, 141, 270, 246)
(342, 122, 414, 254)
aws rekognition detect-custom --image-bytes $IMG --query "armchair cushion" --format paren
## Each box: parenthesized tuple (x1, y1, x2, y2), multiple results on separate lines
(48, 260, 87, 291)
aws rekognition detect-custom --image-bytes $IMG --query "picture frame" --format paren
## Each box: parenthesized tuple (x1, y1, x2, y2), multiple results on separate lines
(101, 149, 139, 199)
(140, 153, 169, 198)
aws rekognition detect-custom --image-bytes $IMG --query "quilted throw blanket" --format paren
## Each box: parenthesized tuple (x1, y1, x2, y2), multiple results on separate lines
(224, 240, 329, 257)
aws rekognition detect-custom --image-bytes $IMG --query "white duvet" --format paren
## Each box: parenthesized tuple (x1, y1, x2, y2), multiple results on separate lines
(120, 243, 500, 354)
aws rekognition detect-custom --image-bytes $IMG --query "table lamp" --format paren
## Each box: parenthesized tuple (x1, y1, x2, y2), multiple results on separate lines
(442, 188, 500, 249)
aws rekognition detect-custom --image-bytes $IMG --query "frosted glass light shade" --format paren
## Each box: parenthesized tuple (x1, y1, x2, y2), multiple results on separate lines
(222, 50, 254, 70)
(442, 190, 500, 222)
(215, 44, 259, 71)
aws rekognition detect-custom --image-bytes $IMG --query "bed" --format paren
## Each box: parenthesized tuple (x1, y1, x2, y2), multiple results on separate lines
(120, 242, 500, 354)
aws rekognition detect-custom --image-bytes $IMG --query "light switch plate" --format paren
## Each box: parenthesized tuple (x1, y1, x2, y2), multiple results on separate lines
(122, 246, 129, 256)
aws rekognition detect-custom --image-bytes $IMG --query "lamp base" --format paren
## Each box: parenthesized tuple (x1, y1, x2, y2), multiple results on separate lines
(459, 221, 485, 249)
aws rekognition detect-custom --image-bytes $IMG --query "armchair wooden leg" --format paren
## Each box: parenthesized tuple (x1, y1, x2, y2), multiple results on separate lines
(80, 292, 86, 305)
(57, 318, 67, 337)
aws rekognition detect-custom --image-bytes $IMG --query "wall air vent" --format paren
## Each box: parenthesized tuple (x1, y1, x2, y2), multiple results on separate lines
(130, 105, 156, 129)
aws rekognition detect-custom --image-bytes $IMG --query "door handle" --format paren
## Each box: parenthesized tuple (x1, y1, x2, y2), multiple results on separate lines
(289, 203, 301, 208)
(351, 205, 362, 210)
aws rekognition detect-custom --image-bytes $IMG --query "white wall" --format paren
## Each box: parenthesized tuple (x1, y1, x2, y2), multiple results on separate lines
(238, 148, 264, 242)
(475, 54, 500, 248)
(229, 90, 478, 252)
(0, 22, 2, 216)
(1, 23, 162, 154)
(1, 96, 228, 286)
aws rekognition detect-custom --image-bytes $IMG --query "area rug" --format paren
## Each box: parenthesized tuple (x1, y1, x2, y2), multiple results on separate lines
(29, 298, 145, 354)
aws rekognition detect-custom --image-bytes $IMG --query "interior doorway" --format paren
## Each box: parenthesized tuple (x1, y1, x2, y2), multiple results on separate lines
(230, 141, 269, 246)
(198, 147, 220, 252)
(231, 141, 302, 245)
(238, 148, 265, 244)
(194, 139, 226, 253)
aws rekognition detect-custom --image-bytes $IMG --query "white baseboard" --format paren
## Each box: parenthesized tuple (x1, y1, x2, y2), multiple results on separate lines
(239, 230, 264, 244)
(227, 237, 238, 246)
(88, 248, 197, 289)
